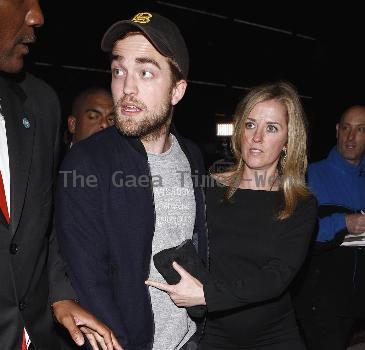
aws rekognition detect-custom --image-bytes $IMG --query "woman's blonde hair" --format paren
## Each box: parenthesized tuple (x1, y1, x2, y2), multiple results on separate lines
(225, 81, 311, 219)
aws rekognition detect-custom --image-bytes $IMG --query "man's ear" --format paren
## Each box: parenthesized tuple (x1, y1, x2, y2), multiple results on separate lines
(68, 115, 76, 134)
(336, 123, 339, 140)
(171, 80, 187, 106)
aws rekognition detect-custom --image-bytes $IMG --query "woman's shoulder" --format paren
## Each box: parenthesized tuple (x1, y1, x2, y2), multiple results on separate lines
(205, 173, 229, 201)
(299, 192, 318, 208)
(210, 171, 233, 186)
(293, 193, 318, 219)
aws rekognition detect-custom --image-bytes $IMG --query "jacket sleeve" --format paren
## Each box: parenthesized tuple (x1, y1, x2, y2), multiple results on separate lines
(204, 196, 317, 312)
(43, 83, 77, 303)
(308, 167, 347, 242)
(55, 146, 129, 346)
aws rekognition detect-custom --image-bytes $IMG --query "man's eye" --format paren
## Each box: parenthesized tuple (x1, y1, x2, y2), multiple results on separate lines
(358, 127, 365, 133)
(113, 68, 124, 77)
(141, 70, 153, 79)
(267, 124, 278, 133)
(88, 114, 98, 120)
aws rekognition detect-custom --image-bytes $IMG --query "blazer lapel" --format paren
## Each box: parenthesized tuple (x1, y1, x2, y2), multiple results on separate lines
(0, 77, 35, 236)
(0, 209, 9, 228)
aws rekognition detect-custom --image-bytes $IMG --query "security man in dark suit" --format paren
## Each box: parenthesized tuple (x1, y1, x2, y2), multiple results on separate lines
(0, 0, 122, 348)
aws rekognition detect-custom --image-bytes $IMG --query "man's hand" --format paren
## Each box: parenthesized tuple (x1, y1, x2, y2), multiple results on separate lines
(52, 300, 123, 350)
(346, 213, 365, 234)
(145, 261, 206, 307)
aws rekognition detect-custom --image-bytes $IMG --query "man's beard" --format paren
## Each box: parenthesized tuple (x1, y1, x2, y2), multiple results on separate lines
(114, 93, 173, 142)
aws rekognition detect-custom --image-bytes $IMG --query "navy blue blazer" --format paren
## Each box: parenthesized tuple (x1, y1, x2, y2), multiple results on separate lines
(55, 126, 208, 350)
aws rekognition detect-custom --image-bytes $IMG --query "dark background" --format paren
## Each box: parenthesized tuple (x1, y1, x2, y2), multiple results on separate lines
(25, 1, 365, 165)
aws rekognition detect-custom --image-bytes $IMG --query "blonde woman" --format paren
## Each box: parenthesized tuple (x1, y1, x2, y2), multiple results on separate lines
(147, 81, 317, 350)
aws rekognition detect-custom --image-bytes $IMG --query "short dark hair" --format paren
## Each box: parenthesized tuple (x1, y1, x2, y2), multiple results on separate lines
(167, 58, 185, 86)
(72, 87, 111, 117)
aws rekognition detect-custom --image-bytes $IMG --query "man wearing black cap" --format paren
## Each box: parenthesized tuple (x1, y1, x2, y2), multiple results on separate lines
(56, 11, 208, 350)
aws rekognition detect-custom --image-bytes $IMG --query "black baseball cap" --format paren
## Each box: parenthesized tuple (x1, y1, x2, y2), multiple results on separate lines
(101, 12, 189, 79)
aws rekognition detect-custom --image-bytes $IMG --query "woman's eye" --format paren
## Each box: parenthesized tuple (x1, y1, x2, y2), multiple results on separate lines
(267, 124, 278, 133)
(245, 122, 255, 129)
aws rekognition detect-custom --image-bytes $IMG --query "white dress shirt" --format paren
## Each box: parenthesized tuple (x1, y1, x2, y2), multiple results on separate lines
(0, 103, 10, 212)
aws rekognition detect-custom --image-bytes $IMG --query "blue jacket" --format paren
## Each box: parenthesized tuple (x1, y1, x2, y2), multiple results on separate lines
(308, 146, 365, 242)
(55, 126, 208, 350)
(294, 147, 365, 317)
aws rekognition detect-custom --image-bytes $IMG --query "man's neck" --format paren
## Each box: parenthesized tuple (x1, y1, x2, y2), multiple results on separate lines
(142, 133, 172, 154)
(346, 159, 361, 166)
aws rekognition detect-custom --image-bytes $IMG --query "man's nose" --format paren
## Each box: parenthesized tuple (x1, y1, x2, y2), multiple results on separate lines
(347, 128, 356, 141)
(25, 0, 44, 28)
(123, 74, 138, 96)
(99, 116, 109, 129)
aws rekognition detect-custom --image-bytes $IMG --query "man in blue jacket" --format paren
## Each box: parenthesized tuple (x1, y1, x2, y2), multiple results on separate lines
(56, 12, 208, 350)
(295, 105, 365, 350)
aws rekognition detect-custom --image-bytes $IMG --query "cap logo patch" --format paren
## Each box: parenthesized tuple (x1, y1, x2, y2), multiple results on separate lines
(131, 12, 152, 24)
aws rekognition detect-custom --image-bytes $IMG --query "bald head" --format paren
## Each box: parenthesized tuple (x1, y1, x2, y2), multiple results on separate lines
(68, 87, 115, 144)
(339, 105, 365, 124)
(336, 105, 365, 165)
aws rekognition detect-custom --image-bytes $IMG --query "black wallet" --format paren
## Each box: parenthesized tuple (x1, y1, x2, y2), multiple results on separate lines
(153, 239, 209, 318)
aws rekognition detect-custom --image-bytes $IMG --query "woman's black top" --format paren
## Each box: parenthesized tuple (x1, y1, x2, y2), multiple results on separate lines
(202, 180, 317, 348)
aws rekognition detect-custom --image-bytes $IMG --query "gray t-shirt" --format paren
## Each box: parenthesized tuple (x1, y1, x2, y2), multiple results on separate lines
(147, 135, 197, 350)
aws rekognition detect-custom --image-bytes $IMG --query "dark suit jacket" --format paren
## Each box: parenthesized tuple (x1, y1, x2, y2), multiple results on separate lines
(0, 72, 76, 349)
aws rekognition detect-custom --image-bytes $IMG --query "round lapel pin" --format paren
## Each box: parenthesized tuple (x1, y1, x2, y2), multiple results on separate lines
(22, 117, 31, 129)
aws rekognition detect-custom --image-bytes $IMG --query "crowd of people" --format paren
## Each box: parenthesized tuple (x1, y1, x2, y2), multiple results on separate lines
(0, 1, 364, 350)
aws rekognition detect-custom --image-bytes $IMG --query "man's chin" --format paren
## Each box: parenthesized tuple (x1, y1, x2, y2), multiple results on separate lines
(342, 151, 362, 164)
(115, 123, 140, 138)
(0, 57, 24, 74)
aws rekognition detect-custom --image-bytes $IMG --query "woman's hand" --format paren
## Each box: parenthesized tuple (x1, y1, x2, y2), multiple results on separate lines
(145, 261, 206, 307)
